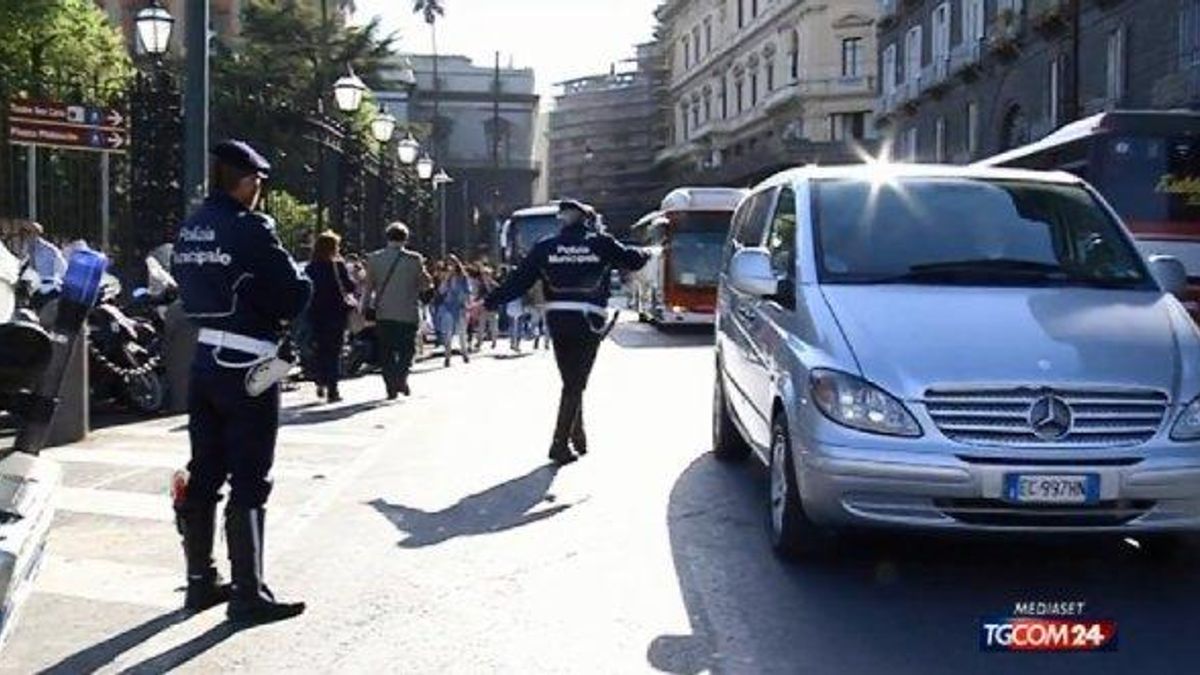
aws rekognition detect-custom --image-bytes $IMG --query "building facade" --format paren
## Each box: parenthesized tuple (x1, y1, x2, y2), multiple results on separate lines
(376, 53, 540, 258)
(655, 0, 881, 187)
(875, 0, 1199, 163)
(547, 43, 670, 234)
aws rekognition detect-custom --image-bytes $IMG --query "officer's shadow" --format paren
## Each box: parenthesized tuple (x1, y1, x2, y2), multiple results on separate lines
(37, 608, 249, 675)
(369, 464, 576, 548)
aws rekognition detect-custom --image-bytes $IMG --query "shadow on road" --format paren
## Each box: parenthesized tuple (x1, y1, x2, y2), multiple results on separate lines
(369, 464, 573, 547)
(649, 454, 1200, 675)
(279, 400, 391, 426)
(115, 622, 246, 674)
(37, 609, 190, 674)
(609, 323, 713, 350)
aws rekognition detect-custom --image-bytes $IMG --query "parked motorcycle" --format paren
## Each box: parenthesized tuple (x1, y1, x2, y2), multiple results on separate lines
(87, 275, 166, 415)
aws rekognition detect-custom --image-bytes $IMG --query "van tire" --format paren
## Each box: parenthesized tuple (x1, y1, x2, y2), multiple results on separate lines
(712, 371, 751, 462)
(768, 415, 835, 561)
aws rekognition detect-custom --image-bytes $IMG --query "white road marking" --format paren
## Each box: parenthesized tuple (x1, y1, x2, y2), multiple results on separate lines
(34, 556, 181, 610)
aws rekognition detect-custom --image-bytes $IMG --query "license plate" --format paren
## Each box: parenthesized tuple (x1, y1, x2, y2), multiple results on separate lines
(1004, 474, 1099, 505)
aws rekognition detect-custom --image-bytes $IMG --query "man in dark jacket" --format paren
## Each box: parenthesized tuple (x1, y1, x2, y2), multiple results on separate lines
(486, 200, 649, 465)
(173, 140, 311, 624)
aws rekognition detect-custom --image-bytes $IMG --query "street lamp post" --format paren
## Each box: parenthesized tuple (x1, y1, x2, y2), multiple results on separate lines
(182, 0, 208, 213)
(370, 112, 396, 251)
(129, 1, 183, 277)
(432, 168, 453, 258)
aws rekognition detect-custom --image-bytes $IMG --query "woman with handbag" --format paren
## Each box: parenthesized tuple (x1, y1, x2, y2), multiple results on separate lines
(304, 230, 356, 402)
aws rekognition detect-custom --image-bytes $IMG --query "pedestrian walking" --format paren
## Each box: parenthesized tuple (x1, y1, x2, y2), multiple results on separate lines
(486, 200, 649, 465)
(172, 139, 311, 623)
(304, 230, 356, 403)
(365, 222, 431, 398)
(436, 255, 472, 367)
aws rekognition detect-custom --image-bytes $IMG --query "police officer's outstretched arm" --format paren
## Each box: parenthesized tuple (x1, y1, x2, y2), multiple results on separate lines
(484, 244, 545, 311)
(238, 214, 312, 323)
(600, 233, 651, 272)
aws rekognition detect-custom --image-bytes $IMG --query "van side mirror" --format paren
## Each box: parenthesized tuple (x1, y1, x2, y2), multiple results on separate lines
(1149, 255, 1188, 295)
(729, 248, 777, 297)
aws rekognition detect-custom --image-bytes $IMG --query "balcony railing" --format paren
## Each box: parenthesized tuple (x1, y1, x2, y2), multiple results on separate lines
(950, 38, 984, 76)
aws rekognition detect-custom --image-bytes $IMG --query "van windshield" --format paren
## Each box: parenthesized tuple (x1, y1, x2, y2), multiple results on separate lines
(813, 178, 1152, 288)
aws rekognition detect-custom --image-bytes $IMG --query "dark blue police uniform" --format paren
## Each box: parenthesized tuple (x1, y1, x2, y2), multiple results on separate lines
(487, 200, 648, 464)
(172, 140, 311, 621)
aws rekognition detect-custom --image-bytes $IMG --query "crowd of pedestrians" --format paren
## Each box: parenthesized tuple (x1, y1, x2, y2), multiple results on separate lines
(298, 220, 554, 402)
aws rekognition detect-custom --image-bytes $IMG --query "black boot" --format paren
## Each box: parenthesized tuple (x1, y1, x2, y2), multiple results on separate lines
(570, 408, 588, 457)
(549, 392, 580, 465)
(225, 507, 306, 624)
(178, 504, 230, 612)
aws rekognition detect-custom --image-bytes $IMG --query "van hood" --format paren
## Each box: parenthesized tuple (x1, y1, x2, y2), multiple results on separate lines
(819, 285, 1198, 402)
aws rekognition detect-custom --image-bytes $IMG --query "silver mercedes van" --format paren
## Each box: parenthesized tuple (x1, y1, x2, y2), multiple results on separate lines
(712, 164, 1200, 559)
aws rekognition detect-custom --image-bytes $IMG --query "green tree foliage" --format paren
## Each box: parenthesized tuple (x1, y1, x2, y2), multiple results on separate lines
(412, 1, 446, 25)
(0, 0, 132, 103)
(212, 0, 396, 208)
(265, 188, 321, 253)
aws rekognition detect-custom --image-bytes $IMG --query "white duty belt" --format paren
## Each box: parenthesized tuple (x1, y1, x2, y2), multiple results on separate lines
(197, 329, 277, 358)
(542, 301, 619, 337)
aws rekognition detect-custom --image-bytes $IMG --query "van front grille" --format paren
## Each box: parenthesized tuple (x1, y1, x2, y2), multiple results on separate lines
(923, 387, 1168, 448)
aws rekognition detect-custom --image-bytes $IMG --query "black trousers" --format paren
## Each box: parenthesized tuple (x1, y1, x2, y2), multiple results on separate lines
(185, 347, 279, 510)
(377, 319, 417, 391)
(311, 317, 346, 389)
(546, 312, 603, 441)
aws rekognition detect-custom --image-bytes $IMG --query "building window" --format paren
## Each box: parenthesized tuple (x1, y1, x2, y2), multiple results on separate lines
(842, 37, 863, 77)
(963, 0, 985, 45)
(789, 31, 800, 80)
(704, 90, 713, 121)
(935, 117, 946, 162)
(752, 0, 759, 19)
(705, 17, 713, 54)
(904, 127, 918, 161)
(932, 3, 951, 68)
(750, 72, 759, 106)
(882, 44, 897, 96)
(1182, 1, 1200, 68)
(681, 103, 690, 139)
(693, 26, 702, 63)
(830, 112, 867, 141)
(721, 77, 729, 118)
(736, 79, 745, 114)
(905, 25, 923, 85)
(967, 100, 978, 157)
(683, 36, 691, 70)
(738, 0, 745, 28)
(766, 60, 775, 92)
(1047, 56, 1060, 129)
(1106, 27, 1126, 103)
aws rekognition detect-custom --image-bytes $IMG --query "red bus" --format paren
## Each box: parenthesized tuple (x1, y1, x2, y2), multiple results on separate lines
(976, 110, 1200, 315)
(629, 187, 747, 325)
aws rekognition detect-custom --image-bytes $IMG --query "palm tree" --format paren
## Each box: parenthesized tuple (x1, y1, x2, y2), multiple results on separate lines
(412, 1, 445, 158)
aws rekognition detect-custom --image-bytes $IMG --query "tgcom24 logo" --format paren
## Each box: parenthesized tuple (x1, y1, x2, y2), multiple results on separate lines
(980, 602, 1117, 652)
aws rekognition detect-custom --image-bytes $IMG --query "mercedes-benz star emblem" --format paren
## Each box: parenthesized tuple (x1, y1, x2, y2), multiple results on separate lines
(1028, 395, 1073, 441)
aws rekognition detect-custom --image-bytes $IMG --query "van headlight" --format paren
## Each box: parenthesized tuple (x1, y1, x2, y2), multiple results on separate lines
(810, 370, 922, 438)
(1171, 397, 1200, 441)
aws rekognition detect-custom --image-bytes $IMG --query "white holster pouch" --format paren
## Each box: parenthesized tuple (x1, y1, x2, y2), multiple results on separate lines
(197, 328, 292, 397)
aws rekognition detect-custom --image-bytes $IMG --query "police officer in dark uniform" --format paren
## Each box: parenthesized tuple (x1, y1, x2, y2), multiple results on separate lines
(486, 200, 649, 465)
(173, 140, 312, 623)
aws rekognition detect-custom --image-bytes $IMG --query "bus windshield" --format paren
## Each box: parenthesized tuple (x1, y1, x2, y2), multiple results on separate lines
(670, 212, 731, 287)
(507, 214, 560, 262)
(1090, 135, 1200, 227)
